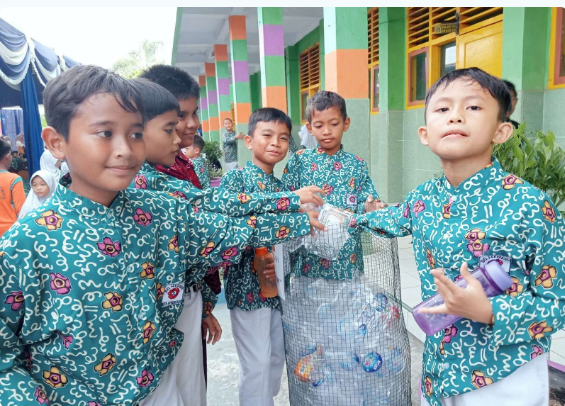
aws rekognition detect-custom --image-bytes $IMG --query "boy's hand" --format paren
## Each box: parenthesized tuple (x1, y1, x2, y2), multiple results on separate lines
(235, 132, 245, 140)
(364, 195, 387, 213)
(418, 262, 494, 324)
(262, 253, 276, 282)
(202, 313, 222, 345)
(295, 186, 325, 207)
(307, 211, 327, 236)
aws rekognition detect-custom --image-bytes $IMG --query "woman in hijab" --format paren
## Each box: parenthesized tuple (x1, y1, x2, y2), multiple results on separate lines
(18, 170, 58, 219)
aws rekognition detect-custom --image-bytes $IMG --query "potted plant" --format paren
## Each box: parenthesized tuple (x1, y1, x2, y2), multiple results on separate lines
(494, 123, 565, 215)
(202, 140, 223, 187)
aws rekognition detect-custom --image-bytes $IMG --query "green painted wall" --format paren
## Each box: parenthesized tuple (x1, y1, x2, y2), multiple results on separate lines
(250, 72, 262, 112)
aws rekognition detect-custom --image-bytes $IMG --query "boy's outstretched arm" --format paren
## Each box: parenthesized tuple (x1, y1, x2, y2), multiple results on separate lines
(0, 258, 45, 406)
(352, 194, 414, 238)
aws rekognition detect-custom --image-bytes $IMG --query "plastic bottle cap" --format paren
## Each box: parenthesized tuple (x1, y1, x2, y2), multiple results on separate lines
(484, 261, 513, 291)
(255, 247, 269, 256)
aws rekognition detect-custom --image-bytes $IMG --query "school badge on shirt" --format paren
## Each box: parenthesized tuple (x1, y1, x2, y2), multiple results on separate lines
(162, 283, 184, 306)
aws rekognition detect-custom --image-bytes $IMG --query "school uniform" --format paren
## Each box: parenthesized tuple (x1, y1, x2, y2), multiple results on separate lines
(222, 130, 238, 171)
(190, 157, 210, 190)
(220, 162, 288, 406)
(0, 184, 309, 406)
(132, 162, 311, 405)
(355, 159, 565, 406)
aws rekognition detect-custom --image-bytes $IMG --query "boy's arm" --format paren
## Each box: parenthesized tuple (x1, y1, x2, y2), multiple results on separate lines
(353, 194, 414, 238)
(200, 283, 218, 319)
(490, 196, 565, 347)
(11, 176, 25, 216)
(0, 258, 44, 406)
(355, 160, 381, 214)
(281, 153, 301, 192)
(219, 168, 243, 193)
(181, 205, 312, 269)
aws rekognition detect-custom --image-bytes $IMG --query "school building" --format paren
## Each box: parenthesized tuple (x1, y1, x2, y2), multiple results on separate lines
(172, 7, 565, 203)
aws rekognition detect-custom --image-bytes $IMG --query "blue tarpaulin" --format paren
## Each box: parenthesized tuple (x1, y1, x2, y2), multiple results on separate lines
(0, 18, 79, 175)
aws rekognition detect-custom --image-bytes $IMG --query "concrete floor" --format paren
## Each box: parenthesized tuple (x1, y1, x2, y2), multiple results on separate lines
(207, 302, 423, 406)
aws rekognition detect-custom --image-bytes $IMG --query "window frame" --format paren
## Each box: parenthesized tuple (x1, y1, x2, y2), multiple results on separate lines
(370, 63, 380, 113)
(550, 7, 565, 88)
(299, 43, 321, 124)
(407, 47, 429, 108)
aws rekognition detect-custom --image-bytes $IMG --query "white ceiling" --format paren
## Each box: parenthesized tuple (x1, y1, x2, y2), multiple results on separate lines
(174, 7, 323, 78)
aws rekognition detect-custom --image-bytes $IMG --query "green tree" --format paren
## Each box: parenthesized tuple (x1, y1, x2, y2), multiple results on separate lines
(111, 40, 164, 79)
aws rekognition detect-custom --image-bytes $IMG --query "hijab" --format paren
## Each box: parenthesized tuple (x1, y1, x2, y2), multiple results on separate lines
(18, 170, 58, 219)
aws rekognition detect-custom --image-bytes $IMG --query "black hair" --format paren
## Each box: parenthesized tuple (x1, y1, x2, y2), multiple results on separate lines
(425, 67, 511, 122)
(306, 91, 348, 123)
(248, 108, 292, 137)
(223, 118, 233, 123)
(192, 134, 205, 151)
(139, 64, 200, 101)
(129, 78, 180, 123)
(0, 139, 11, 161)
(503, 80, 517, 97)
(43, 65, 144, 140)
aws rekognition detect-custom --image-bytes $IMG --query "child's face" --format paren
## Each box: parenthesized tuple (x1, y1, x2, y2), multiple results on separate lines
(419, 79, 513, 163)
(45, 93, 145, 205)
(245, 121, 290, 169)
(144, 110, 181, 167)
(307, 107, 350, 155)
(32, 176, 50, 198)
(177, 97, 199, 149)
(183, 145, 200, 159)
(224, 119, 233, 132)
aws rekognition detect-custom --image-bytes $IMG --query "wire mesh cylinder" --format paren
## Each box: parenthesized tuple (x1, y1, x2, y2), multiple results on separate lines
(281, 230, 411, 405)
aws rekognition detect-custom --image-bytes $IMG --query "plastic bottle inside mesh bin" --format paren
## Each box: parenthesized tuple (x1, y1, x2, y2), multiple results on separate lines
(412, 261, 512, 336)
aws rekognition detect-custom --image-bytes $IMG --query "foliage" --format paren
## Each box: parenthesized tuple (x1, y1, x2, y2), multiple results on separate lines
(40, 115, 47, 128)
(493, 123, 565, 210)
(111, 40, 164, 79)
(202, 140, 223, 178)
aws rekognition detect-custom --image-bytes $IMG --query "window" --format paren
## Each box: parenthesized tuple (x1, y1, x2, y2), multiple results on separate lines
(299, 44, 320, 122)
(409, 48, 428, 104)
(407, 7, 503, 106)
(440, 42, 456, 76)
(371, 66, 380, 111)
(551, 7, 565, 87)
(368, 8, 380, 112)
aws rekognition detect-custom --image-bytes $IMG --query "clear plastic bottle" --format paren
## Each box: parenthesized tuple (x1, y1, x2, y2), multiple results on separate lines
(254, 247, 278, 298)
(413, 261, 512, 336)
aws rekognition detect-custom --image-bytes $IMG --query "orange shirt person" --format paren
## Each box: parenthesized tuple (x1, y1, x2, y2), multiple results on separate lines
(0, 138, 25, 236)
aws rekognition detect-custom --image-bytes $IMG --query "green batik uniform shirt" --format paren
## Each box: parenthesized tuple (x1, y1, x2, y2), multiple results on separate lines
(190, 157, 210, 189)
(282, 146, 379, 280)
(131, 163, 310, 316)
(0, 184, 311, 406)
(223, 130, 238, 164)
(221, 162, 290, 312)
(353, 159, 565, 406)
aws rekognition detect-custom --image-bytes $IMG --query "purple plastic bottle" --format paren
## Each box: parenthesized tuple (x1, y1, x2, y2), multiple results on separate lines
(412, 261, 513, 336)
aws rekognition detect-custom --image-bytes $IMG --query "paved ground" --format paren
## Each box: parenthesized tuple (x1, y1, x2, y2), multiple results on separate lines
(207, 301, 423, 405)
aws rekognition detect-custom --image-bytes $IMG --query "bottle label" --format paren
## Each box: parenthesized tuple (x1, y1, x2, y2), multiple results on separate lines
(479, 254, 511, 273)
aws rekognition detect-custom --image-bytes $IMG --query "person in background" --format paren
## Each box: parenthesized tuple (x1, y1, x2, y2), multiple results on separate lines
(503, 80, 519, 129)
(40, 148, 69, 180)
(18, 170, 58, 219)
(0, 138, 25, 236)
(183, 135, 210, 189)
(222, 118, 244, 171)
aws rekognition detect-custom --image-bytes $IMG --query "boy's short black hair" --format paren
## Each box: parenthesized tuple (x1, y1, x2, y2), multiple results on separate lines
(138, 65, 199, 101)
(0, 139, 11, 161)
(425, 67, 511, 122)
(248, 108, 292, 137)
(44, 65, 143, 140)
(192, 134, 205, 151)
(306, 91, 348, 122)
(223, 118, 233, 123)
(503, 80, 517, 97)
(129, 78, 180, 123)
